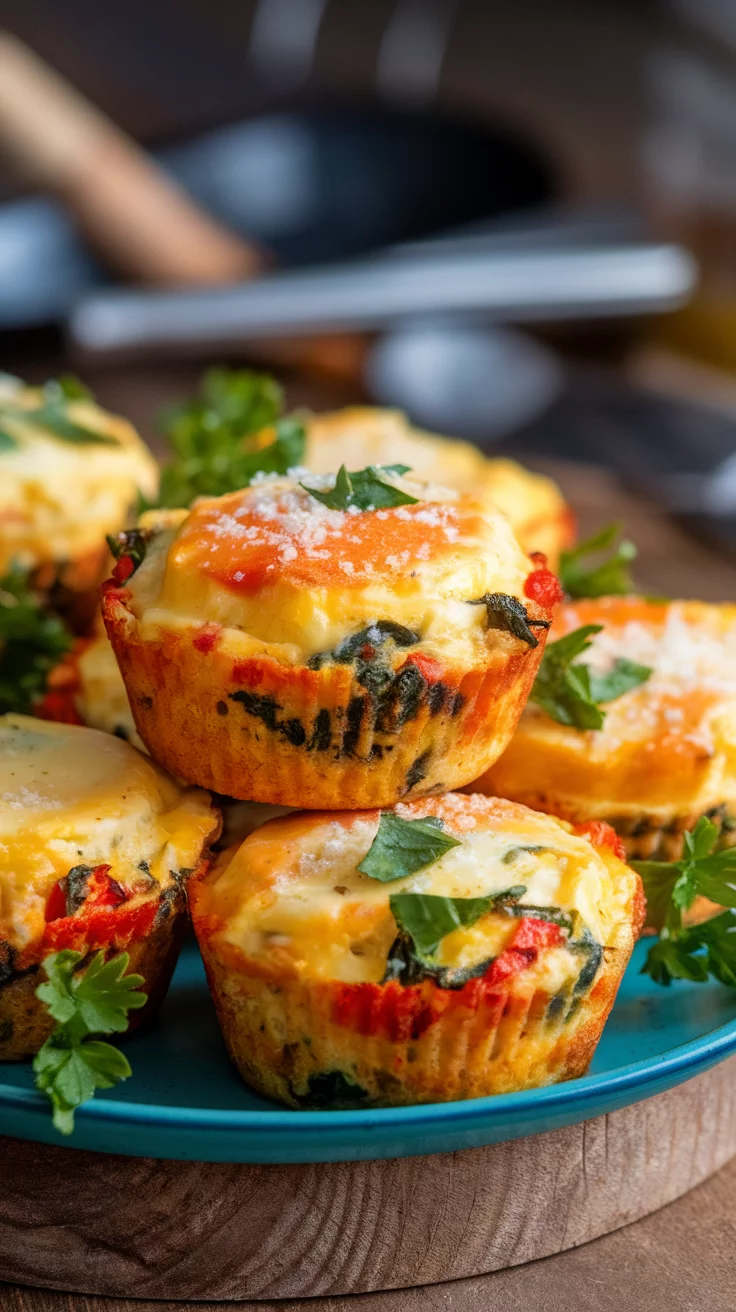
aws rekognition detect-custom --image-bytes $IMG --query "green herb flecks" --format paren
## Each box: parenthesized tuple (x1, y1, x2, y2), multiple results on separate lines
(530, 624, 651, 729)
(468, 593, 550, 649)
(560, 522, 638, 599)
(302, 463, 418, 512)
(33, 950, 147, 1134)
(0, 566, 73, 714)
(155, 368, 305, 507)
(0, 376, 117, 447)
(358, 813, 461, 883)
(633, 817, 736, 987)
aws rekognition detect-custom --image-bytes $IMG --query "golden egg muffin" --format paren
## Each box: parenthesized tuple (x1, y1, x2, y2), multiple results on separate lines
(0, 714, 219, 1059)
(0, 376, 158, 622)
(478, 598, 736, 870)
(38, 628, 145, 750)
(304, 407, 574, 567)
(190, 793, 643, 1108)
(102, 472, 561, 808)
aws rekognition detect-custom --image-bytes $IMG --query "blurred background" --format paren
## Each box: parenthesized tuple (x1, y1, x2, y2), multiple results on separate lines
(3, 0, 736, 587)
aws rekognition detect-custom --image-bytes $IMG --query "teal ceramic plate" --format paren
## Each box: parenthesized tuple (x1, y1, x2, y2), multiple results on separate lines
(2, 937, 736, 1163)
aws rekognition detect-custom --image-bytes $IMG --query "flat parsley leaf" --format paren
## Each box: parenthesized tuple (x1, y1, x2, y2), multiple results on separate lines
(531, 624, 651, 729)
(155, 368, 305, 507)
(302, 464, 418, 512)
(358, 813, 461, 882)
(633, 818, 736, 987)
(560, 522, 637, 598)
(33, 950, 147, 1133)
(0, 566, 73, 714)
(389, 891, 495, 957)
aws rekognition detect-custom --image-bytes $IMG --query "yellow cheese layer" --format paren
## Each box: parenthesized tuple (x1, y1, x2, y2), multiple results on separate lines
(304, 406, 571, 563)
(0, 715, 218, 950)
(203, 794, 629, 987)
(128, 474, 536, 665)
(483, 598, 736, 820)
(0, 379, 159, 572)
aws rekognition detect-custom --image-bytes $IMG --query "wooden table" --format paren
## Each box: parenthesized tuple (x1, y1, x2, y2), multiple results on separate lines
(2, 371, 736, 1310)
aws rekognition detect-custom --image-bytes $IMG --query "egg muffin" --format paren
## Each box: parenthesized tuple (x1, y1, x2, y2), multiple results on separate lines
(479, 598, 736, 872)
(190, 793, 643, 1108)
(102, 471, 561, 808)
(38, 627, 145, 750)
(0, 715, 219, 1059)
(0, 375, 158, 623)
(304, 407, 574, 567)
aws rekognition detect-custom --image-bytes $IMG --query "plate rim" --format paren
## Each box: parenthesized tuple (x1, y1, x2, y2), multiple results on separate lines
(3, 1011, 736, 1137)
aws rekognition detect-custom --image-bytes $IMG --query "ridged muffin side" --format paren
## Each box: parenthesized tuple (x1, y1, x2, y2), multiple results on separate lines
(190, 795, 643, 1108)
(103, 476, 561, 807)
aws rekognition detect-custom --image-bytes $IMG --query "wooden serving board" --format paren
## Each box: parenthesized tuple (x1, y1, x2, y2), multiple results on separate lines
(2, 1055, 736, 1301)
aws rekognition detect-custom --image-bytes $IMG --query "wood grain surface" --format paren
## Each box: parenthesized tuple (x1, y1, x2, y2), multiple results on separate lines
(2, 1056, 736, 1301)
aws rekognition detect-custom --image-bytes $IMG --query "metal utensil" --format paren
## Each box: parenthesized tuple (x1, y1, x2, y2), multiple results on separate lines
(69, 241, 696, 359)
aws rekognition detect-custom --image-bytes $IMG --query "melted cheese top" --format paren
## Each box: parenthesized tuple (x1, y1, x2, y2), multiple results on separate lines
(0, 379, 159, 572)
(483, 598, 736, 819)
(197, 793, 633, 988)
(0, 715, 218, 950)
(128, 473, 536, 664)
(304, 406, 571, 564)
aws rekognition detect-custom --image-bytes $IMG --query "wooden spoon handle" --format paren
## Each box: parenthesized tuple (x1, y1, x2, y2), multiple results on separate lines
(0, 31, 263, 285)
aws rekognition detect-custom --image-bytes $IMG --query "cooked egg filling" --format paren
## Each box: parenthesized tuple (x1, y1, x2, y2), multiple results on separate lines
(0, 715, 216, 950)
(205, 797, 626, 991)
(493, 600, 736, 818)
(0, 379, 158, 572)
(128, 475, 536, 664)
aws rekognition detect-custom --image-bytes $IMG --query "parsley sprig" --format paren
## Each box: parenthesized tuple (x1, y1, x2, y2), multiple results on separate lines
(302, 463, 415, 512)
(0, 566, 73, 714)
(531, 624, 651, 729)
(560, 522, 637, 599)
(33, 950, 147, 1134)
(0, 375, 117, 448)
(358, 812, 461, 882)
(155, 367, 305, 507)
(633, 817, 736, 986)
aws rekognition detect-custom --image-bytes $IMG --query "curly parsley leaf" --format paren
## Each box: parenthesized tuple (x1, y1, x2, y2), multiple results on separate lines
(357, 813, 461, 882)
(33, 950, 147, 1134)
(560, 522, 638, 598)
(302, 464, 418, 512)
(155, 368, 305, 507)
(530, 624, 651, 729)
(0, 566, 73, 714)
(468, 592, 551, 649)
